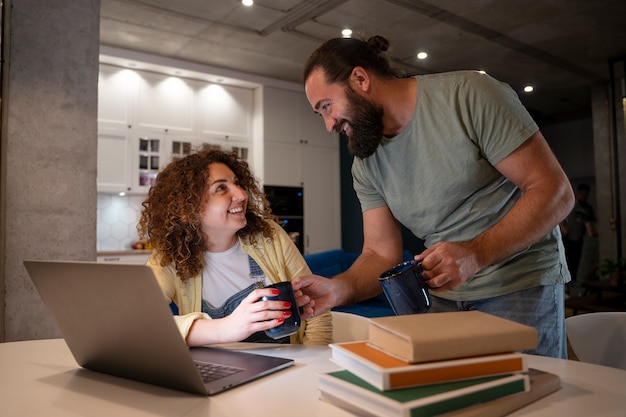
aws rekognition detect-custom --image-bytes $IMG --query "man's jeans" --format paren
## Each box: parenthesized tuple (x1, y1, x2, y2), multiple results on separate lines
(429, 285, 567, 358)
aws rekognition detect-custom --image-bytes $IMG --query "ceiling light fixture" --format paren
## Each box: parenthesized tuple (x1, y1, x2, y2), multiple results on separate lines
(242, 0, 253, 6)
(341, 29, 352, 38)
(523, 85, 534, 93)
(416, 51, 428, 60)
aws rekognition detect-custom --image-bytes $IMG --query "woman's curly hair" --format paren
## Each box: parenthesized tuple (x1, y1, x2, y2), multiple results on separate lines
(138, 146, 277, 281)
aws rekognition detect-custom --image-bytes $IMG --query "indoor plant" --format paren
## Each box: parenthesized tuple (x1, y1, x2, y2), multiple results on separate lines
(596, 257, 626, 286)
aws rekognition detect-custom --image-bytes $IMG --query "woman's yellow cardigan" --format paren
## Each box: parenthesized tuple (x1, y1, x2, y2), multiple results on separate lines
(147, 221, 332, 345)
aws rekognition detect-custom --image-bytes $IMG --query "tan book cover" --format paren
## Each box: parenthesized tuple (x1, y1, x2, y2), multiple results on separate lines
(368, 311, 538, 363)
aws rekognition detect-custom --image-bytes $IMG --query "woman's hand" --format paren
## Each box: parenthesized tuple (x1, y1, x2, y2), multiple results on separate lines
(217, 287, 293, 341)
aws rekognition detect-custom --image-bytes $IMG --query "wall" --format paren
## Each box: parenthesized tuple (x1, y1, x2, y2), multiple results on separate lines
(542, 116, 597, 208)
(542, 117, 595, 180)
(0, 0, 100, 341)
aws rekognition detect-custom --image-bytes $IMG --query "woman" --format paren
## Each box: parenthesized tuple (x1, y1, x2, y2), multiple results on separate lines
(138, 147, 331, 346)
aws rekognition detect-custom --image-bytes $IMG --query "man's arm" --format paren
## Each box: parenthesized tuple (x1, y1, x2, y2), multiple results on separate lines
(415, 130, 574, 290)
(293, 206, 403, 318)
(334, 206, 404, 304)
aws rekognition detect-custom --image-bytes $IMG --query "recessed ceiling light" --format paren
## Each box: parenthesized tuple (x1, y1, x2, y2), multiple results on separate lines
(416, 51, 428, 60)
(523, 85, 534, 93)
(242, 0, 253, 6)
(341, 29, 352, 38)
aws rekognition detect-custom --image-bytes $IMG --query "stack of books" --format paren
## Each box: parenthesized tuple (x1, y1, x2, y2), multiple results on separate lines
(318, 311, 561, 417)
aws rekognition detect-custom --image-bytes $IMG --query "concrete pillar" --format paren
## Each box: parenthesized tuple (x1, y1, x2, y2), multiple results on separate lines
(0, 0, 100, 341)
(592, 75, 626, 264)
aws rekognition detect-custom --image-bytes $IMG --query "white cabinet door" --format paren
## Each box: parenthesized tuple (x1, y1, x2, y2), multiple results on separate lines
(197, 83, 253, 142)
(264, 142, 303, 187)
(298, 94, 336, 148)
(264, 141, 341, 253)
(135, 72, 195, 134)
(98, 65, 135, 129)
(263, 87, 301, 145)
(263, 86, 336, 149)
(302, 146, 341, 253)
(97, 127, 131, 193)
(128, 131, 166, 194)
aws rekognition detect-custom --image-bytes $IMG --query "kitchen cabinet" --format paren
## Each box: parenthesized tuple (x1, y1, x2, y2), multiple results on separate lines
(97, 127, 132, 193)
(97, 127, 171, 194)
(264, 143, 302, 186)
(133, 132, 165, 191)
(196, 83, 253, 142)
(263, 86, 341, 253)
(264, 142, 340, 253)
(97, 65, 136, 129)
(98, 127, 253, 195)
(97, 63, 338, 254)
(301, 146, 341, 254)
(97, 251, 152, 264)
(262, 86, 335, 148)
(97, 64, 254, 194)
(134, 71, 195, 135)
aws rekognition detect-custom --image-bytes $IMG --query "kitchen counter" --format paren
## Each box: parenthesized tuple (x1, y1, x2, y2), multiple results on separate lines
(97, 250, 152, 264)
(97, 250, 153, 256)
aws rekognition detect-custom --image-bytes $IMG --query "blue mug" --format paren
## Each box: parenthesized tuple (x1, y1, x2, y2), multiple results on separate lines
(379, 260, 431, 315)
(261, 281, 301, 339)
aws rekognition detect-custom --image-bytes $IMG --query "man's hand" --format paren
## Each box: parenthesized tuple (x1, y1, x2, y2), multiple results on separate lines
(414, 241, 482, 292)
(291, 274, 338, 319)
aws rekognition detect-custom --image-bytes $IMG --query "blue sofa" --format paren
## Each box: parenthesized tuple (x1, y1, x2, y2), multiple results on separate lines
(304, 248, 412, 318)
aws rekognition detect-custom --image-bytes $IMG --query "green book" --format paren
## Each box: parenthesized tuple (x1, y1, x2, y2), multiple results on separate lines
(318, 369, 529, 417)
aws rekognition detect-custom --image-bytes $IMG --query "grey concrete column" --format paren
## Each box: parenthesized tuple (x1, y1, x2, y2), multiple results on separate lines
(592, 76, 626, 264)
(0, 0, 100, 341)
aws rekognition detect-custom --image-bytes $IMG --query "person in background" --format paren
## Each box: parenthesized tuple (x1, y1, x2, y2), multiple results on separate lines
(293, 35, 574, 358)
(560, 183, 598, 283)
(138, 147, 331, 346)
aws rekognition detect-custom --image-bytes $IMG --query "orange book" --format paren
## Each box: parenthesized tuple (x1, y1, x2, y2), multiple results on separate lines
(368, 311, 538, 363)
(330, 341, 528, 391)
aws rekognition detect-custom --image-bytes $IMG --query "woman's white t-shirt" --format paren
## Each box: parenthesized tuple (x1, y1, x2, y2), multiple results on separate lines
(202, 241, 269, 307)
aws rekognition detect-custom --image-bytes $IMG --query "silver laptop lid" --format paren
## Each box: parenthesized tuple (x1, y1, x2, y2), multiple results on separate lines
(24, 260, 293, 395)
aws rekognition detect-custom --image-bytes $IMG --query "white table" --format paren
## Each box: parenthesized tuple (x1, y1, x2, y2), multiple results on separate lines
(0, 339, 625, 417)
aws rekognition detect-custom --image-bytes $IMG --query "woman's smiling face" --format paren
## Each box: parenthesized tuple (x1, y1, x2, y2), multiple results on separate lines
(199, 162, 248, 248)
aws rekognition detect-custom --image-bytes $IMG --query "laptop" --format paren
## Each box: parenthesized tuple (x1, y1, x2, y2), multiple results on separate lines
(23, 260, 294, 396)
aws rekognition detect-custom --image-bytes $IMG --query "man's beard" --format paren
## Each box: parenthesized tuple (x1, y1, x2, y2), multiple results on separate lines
(342, 86, 385, 159)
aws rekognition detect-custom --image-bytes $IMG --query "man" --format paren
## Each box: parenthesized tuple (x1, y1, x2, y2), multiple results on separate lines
(292, 35, 574, 358)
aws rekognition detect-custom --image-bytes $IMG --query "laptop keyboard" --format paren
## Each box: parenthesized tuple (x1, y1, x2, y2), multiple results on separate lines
(195, 361, 245, 383)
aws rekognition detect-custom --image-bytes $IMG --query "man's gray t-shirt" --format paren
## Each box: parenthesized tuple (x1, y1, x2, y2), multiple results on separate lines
(352, 71, 570, 301)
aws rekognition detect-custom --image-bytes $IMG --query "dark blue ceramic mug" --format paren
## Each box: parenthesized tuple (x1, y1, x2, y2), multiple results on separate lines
(379, 260, 431, 315)
(261, 281, 301, 339)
